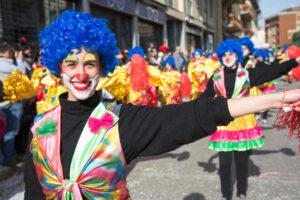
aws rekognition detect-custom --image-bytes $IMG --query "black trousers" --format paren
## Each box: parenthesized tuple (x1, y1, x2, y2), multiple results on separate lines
(261, 110, 269, 120)
(219, 151, 249, 200)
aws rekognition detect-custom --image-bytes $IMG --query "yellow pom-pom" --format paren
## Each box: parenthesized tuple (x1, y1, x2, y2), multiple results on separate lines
(3, 70, 35, 103)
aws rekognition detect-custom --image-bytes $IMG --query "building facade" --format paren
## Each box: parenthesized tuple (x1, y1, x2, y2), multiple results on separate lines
(0, 0, 260, 53)
(265, 7, 300, 47)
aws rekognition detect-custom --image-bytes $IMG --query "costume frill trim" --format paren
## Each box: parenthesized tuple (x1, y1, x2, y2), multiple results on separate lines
(208, 125, 263, 142)
(259, 86, 276, 94)
(208, 136, 264, 152)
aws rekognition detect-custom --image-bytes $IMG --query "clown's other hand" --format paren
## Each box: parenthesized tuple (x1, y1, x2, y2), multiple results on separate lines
(273, 89, 300, 111)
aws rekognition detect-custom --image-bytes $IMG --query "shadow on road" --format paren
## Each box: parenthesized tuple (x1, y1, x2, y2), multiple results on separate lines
(251, 147, 296, 156)
(183, 192, 205, 200)
(127, 151, 190, 175)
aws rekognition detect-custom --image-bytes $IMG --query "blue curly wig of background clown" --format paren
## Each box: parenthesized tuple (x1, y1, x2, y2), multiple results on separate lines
(192, 48, 203, 58)
(216, 38, 244, 65)
(163, 56, 175, 68)
(128, 46, 145, 61)
(204, 52, 213, 58)
(254, 49, 269, 61)
(39, 10, 119, 77)
(238, 36, 254, 54)
(267, 49, 274, 56)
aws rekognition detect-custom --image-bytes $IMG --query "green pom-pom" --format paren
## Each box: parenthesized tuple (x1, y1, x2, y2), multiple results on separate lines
(214, 75, 221, 80)
(35, 119, 57, 138)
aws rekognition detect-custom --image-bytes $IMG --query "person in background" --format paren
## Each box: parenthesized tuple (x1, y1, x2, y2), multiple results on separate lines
(173, 46, 183, 71)
(202, 38, 300, 200)
(0, 40, 24, 169)
(159, 41, 168, 54)
(181, 50, 190, 72)
(147, 42, 155, 54)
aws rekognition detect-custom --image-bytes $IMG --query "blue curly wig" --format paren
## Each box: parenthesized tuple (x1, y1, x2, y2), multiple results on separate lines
(238, 36, 254, 54)
(192, 48, 203, 58)
(267, 49, 274, 56)
(39, 10, 119, 77)
(204, 52, 213, 58)
(128, 46, 145, 61)
(254, 49, 269, 61)
(216, 38, 244, 65)
(163, 56, 175, 68)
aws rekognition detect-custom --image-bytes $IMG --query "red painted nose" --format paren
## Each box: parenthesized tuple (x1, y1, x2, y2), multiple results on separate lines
(74, 74, 88, 81)
(226, 58, 230, 62)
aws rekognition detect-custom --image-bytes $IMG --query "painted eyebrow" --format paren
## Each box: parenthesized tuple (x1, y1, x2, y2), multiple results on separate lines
(64, 54, 78, 63)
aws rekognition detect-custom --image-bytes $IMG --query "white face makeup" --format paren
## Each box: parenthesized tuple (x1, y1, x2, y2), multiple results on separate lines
(165, 63, 172, 71)
(242, 46, 249, 57)
(61, 48, 101, 101)
(222, 52, 238, 68)
(194, 52, 201, 59)
(62, 72, 100, 100)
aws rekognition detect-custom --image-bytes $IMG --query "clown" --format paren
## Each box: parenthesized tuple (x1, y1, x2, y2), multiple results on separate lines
(202, 38, 300, 200)
(158, 56, 182, 105)
(24, 11, 300, 200)
(187, 48, 209, 100)
(238, 36, 255, 69)
(97, 46, 160, 106)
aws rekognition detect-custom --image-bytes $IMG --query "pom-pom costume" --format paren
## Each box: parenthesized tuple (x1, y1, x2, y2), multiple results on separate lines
(30, 59, 68, 114)
(188, 49, 212, 100)
(97, 48, 160, 106)
(24, 11, 238, 199)
(159, 57, 183, 105)
(202, 38, 299, 199)
(254, 49, 277, 95)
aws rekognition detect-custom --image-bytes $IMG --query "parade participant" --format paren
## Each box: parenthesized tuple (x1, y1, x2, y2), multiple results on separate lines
(24, 11, 300, 200)
(202, 38, 300, 200)
(187, 48, 208, 100)
(238, 36, 255, 69)
(159, 56, 182, 105)
(97, 46, 160, 106)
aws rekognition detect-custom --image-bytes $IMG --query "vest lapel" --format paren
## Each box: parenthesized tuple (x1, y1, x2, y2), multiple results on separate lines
(213, 69, 227, 97)
(31, 106, 63, 179)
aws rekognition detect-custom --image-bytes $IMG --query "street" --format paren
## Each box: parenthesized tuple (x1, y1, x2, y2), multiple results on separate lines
(1, 77, 300, 200)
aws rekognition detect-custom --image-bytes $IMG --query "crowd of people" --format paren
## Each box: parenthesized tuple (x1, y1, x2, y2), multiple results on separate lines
(1, 10, 300, 200)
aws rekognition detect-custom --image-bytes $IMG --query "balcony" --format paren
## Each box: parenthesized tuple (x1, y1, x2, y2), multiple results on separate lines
(240, 4, 254, 21)
(227, 0, 243, 3)
(225, 13, 243, 33)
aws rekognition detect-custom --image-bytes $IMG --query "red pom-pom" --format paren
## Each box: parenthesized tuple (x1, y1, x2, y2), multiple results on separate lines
(180, 72, 192, 98)
(286, 45, 300, 59)
(130, 54, 149, 91)
(291, 67, 300, 81)
(287, 46, 300, 81)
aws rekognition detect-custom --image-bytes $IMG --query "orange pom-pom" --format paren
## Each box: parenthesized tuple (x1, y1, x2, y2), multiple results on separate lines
(180, 72, 191, 98)
(130, 54, 149, 91)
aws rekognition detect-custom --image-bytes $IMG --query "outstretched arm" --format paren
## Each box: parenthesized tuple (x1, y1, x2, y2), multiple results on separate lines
(249, 57, 300, 86)
(228, 89, 300, 118)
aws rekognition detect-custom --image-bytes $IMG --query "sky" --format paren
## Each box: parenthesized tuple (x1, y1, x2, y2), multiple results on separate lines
(258, 0, 300, 28)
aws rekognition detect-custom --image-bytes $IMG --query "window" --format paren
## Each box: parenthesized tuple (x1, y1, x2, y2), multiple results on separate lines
(165, 0, 172, 7)
(204, 0, 208, 22)
(210, 0, 213, 17)
(187, 0, 192, 16)
(196, 0, 201, 17)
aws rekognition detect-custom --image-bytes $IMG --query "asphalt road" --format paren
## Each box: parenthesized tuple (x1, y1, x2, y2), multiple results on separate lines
(2, 77, 300, 200)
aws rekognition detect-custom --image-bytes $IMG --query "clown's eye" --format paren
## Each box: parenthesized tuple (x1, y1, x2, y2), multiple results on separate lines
(66, 62, 76, 67)
(85, 62, 97, 67)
